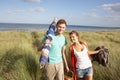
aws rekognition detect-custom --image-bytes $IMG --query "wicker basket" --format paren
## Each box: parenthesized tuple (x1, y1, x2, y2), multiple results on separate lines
(64, 71, 73, 80)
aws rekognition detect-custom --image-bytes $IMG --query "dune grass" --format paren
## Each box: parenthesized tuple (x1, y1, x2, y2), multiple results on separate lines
(0, 30, 120, 80)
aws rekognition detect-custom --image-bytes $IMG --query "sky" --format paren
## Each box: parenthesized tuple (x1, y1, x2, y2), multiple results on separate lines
(0, 0, 120, 27)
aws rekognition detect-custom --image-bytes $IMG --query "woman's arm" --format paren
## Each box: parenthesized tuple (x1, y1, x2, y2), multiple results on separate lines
(82, 42, 101, 55)
(62, 46, 69, 72)
(88, 50, 101, 55)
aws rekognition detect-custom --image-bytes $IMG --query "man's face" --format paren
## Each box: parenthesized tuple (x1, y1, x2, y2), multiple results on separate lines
(56, 24, 66, 34)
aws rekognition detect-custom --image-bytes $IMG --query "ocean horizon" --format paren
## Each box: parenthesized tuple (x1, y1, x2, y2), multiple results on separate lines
(0, 23, 120, 32)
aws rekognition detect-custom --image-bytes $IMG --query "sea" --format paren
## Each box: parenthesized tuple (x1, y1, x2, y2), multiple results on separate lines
(0, 23, 120, 32)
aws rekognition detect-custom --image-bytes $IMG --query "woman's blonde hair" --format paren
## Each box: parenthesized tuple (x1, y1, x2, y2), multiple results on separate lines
(69, 30, 79, 37)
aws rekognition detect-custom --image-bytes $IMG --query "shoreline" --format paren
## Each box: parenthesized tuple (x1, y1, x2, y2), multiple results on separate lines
(0, 23, 120, 32)
(0, 28, 120, 32)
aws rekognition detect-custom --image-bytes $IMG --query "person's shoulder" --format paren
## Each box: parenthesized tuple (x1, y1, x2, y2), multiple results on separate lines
(50, 34, 55, 38)
(60, 34, 66, 39)
(80, 41, 87, 46)
(69, 43, 74, 49)
(69, 44, 75, 53)
(61, 34, 65, 37)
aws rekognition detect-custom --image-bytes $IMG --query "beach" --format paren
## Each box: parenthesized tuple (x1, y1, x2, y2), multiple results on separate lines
(0, 30, 120, 80)
(1, 0, 120, 79)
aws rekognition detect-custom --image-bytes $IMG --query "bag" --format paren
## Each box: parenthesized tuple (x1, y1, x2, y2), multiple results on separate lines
(91, 46, 110, 67)
(64, 71, 74, 80)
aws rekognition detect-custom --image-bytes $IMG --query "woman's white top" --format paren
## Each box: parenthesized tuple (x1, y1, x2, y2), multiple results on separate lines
(73, 45, 92, 69)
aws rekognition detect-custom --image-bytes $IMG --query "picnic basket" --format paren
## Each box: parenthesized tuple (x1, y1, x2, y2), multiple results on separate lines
(64, 71, 73, 80)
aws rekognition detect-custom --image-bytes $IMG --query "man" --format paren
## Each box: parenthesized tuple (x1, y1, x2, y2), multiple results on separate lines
(38, 19, 69, 80)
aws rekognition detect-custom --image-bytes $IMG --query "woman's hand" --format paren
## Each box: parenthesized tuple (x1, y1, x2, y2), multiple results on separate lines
(66, 66, 70, 72)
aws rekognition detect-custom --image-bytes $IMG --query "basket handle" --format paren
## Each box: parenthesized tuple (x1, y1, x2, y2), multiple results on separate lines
(66, 70, 74, 78)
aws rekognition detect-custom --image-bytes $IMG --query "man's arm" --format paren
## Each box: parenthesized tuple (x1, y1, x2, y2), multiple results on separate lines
(37, 36, 46, 51)
(62, 46, 69, 72)
(38, 18, 57, 51)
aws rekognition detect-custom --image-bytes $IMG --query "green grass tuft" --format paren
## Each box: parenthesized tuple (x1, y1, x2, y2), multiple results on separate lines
(0, 30, 120, 80)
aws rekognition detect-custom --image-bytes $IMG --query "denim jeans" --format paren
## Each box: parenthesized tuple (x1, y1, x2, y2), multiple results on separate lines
(76, 67, 93, 78)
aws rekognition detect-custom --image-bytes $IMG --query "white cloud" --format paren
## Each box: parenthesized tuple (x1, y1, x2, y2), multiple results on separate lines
(86, 2, 120, 23)
(84, 12, 120, 21)
(22, 0, 41, 3)
(84, 13, 100, 18)
(7, 7, 45, 13)
(28, 7, 45, 12)
(103, 15, 120, 21)
(101, 3, 120, 14)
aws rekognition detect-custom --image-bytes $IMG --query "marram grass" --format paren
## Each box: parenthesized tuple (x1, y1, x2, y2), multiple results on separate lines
(0, 30, 120, 80)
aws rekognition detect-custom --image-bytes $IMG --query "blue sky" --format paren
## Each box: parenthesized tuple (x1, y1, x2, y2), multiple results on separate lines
(0, 0, 120, 27)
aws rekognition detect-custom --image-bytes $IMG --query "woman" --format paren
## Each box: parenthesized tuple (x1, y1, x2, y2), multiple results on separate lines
(69, 30, 101, 80)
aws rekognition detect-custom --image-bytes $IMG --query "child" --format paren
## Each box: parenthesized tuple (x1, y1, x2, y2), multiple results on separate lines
(39, 18, 57, 68)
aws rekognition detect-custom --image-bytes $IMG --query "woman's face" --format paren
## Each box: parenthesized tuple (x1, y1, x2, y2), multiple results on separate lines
(56, 24, 66, 34)
(70, 33, 78, 43)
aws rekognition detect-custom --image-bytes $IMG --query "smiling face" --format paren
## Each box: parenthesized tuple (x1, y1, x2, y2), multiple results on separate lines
(69, 31, 79, 43)
(56, 23, 66, 34)
(56, 19, 67, 35)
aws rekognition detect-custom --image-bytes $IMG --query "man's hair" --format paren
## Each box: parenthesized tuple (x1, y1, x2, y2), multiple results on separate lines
(56, 19, 67, 26)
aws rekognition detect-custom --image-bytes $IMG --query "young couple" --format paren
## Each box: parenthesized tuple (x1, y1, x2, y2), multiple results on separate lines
(38, 18, 101, 80)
